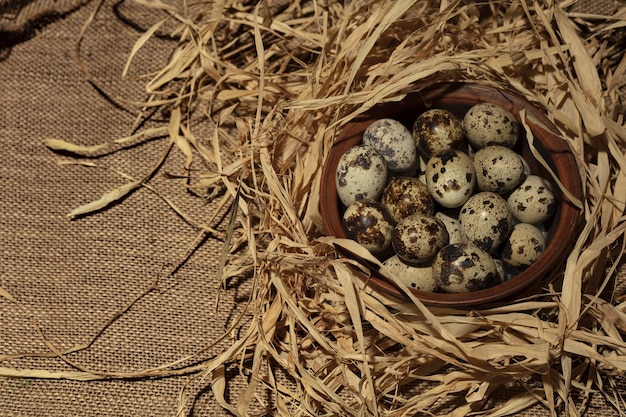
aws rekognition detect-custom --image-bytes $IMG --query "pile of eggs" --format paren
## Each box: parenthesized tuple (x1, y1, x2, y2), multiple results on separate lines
(335, 103, 557, 294)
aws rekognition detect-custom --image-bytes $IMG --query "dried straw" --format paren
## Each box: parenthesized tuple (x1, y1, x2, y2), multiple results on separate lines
(5, 0, 626, 416)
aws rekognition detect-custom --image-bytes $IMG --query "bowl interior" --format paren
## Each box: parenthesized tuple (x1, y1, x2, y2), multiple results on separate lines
(320, 83, 583, 307)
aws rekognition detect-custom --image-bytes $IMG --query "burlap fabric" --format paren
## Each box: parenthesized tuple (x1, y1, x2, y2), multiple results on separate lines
(1, 0, 625, 416)
(1, 1, 253, 415)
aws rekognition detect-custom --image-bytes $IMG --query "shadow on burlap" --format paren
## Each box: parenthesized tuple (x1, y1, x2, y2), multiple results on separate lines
(0, 0, 625, 416)
(0, 0, 90, 54)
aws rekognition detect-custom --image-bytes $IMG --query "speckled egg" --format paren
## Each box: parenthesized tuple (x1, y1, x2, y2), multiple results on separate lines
(425, 149, 476, 208)
(507, 175, 556, 224)
(416, 154, 428, 184)
(534, 222, 548, 239)
(473, 146, 526, 194)
(413, 109, 465, 158)
(381, 177, 434, 223)
(342, 199, 394, 253)
(435, 212, 462, 244)
(392, 214, 449, 265)
(463, 103, 519, 149)
(362, 118, 417, 172)
(382, 255, 438, 292)
(494, 259, 520, 282)
(433, 243, 498, 293)
(335, 145, 388, 207)
(500, 223, 547, 269)
(458, 192, 513, 254)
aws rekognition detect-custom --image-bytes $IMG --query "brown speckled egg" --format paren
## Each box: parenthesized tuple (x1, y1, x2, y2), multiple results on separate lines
(473, 145, 526, 194)
(433, 243, 498, 293)
(342, 199, 394, 253)
(392, 214, 449, 265)
(500, 223, 547, 269)
(507, 175, 556, 224)
(335, 145, 388, 207)
(494, 259, 521, 283)
(382, 255, 438, 292)
(381, 177, 434, 223)
(458, 192, 513, 254)
(435, 212, 463, 244)
(363, 118, 417, 172)
(463, 103, 519, 149)
(425, 149, 476, 208)
(413, 109, 465, 158)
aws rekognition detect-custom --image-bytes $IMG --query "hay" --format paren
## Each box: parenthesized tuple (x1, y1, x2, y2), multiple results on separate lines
(5, 0, 626, 416)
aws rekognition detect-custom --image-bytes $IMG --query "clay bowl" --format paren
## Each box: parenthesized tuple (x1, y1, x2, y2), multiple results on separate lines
(320, 83, 583, 307)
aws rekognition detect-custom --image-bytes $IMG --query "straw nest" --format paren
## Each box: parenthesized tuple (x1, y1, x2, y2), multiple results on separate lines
(10, 0, 626, 415)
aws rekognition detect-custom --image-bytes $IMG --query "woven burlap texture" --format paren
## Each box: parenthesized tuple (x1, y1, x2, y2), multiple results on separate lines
(1, 0, 625, 416)
(1, 1, 253, 415)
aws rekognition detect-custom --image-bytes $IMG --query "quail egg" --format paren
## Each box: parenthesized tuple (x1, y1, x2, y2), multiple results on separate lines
(494, 259, 521, 282)
(458, 192, 513, 254)
(425, 149, 476, 208)
(392, 214, 449, 265)
(473, 145, 527, 194)
(413, 109, 465, 158)
(342, 199, 394, 253)
(433, 243, 498, 293)
(534, 222, 548, 239)
(381, 177, 435, 223)
(507, 175, 556, 224)
(382, 255, 438, 292)
(335, 145, 388, 207)
(416, 154, 428, 184)
(435, 212, 463, 244)
(362, 118, 417, 172)
(500, 223, 547, 269)
(463, 103, 519, 149)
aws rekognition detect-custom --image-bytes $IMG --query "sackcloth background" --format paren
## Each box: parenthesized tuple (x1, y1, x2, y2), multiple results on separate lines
(1, 0, 625, 416)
